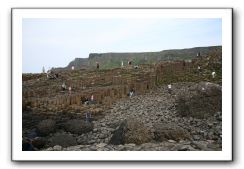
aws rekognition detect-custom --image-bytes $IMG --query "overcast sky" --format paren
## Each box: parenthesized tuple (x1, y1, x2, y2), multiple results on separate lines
(22, 18, 222, 73)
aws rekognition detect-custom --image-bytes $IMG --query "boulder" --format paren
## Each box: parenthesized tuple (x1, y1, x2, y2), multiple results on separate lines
(64, 119, 93, 135)
(154, 123, 190, 142)
(109, 119, 153, 145)
(109, 120, 127, 145)
(124, 119, 153, 145)
(32, 137, 47, 149)
(37, 119, 56, 136)
(48, 133, 77, 147)
(176, 82, 222, 119)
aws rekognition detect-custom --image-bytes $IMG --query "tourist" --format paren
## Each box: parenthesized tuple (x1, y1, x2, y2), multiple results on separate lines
(55, 73, 59, 78)
(84, 97, 89, 105)
(168, 84, 172, 94)
(61, 82, 66, 91)
(212, 71, 216, 78)
(96, 62, 100, 69)
(198, 65, 201, 71)
(68, 86, 72, 94)
(46, 70, 51, 79)
(91, 95, 94, 101)
(121, 61, 124, 67)
(128, 60, 132, 66)
(85, 112, 92, 123)
(129, 89, 134, 98)
(42, 66, 45, 73)
(197, 52, 201, 57)
(71, 66, 74, 70)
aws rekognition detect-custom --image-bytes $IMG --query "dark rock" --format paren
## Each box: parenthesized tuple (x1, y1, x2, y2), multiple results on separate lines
(64, 119, 93, 134)
(175, 82, 222, 119)
(32, 137, 47, 149)
(124, 119, 153, 145)
(48, 133, 77, 147)
(109, 120, 127, 145)
(37, 119, 56, 136)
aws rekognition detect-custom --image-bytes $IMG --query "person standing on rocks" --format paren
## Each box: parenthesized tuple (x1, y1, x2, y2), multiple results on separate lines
(168, 84, 172, 94)
(128, 60, 132, 66)
(91, 95, 94, 102)
(96, 62, 100, 69)
(121, 61, 124, 68)
(198, 65, 201, 72)
(68, 86, 72, 94)
(212, 71, 216, 78)
(85, 112, 92, 123)
(61, 82, 66, 91)
(42, 66, 45, 73)
(129, 89, 134, 98)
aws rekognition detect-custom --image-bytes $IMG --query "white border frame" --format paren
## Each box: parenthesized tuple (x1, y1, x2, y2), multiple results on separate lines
(12, 8, 232, 161)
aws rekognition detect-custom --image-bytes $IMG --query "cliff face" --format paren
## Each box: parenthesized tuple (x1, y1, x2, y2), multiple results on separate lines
(61, 46, 221, 70)
(66, 58, 89, 69)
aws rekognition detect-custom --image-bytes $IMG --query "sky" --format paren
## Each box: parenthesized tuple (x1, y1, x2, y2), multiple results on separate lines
(22, 18, 222, 73)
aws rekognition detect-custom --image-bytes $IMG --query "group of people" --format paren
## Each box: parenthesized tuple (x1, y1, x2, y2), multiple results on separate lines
(46, 69, 59, 79)
(61, 82, 72, 94)
(198, 65, 216, 79)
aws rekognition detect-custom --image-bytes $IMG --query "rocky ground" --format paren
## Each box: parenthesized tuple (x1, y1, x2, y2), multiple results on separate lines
(25, 82, 222, 151)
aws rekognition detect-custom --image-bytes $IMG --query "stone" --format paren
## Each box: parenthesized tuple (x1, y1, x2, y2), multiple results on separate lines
(191, 141, 211, 151)
(93, 128, 98, 133)
(64, 119, 93, 135)
(37, 119, 56, 136)
(53, 145, 62, 151)
(48, 133, 77, 147)
(175, 82, 222, 119)
(109, 120, 127, 145)
(174, 145, 196, 151)
(32, 137, 47, 149)
(193, 135, 201, 141)
(96, 143, 107, 148)
(154, 123, 190, 142)
(45, 147, 53, 151)
(168, 139, 177, 143)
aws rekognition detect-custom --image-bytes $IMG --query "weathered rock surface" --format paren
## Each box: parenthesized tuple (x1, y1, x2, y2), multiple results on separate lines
(40, 82, 222, 151)
(175, 82, 222, 119)
(154, 123, 190, 141)
(48, 132, 77, 147)
(37, 119, 56, 136)
(64, 119, 93, 135)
